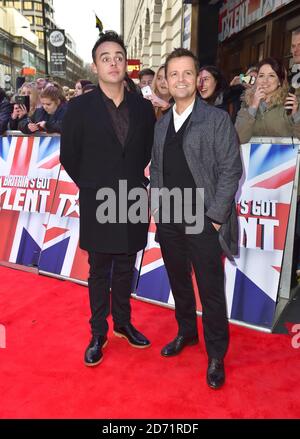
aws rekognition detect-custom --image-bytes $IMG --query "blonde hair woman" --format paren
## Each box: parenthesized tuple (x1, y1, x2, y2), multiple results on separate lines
(150, 65, 172, 119)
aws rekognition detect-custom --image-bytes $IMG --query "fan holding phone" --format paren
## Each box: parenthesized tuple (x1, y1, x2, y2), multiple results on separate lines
(235, 57, 300, 144)
(8, 82, 39, 131)
(141, 65, 172, 119)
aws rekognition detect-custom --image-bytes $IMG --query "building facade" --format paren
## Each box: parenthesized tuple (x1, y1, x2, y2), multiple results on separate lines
(0, 6, 43, 91)
(0, 0, 86, 86)
(0, 0, 55, 50)
(216, 0, 300, 81)
(121, 0, 195, 71)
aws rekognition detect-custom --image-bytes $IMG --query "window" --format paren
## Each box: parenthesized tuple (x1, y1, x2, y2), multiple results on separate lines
(28, 51, 35, 66)
(27, 15, 33, 24)
(22, 49, 29, 66)
(35, 2, 42, 11)
(35, 17, 43, 26)
(258, 42, 264, 61)
(36, 30, 44, 41)
(23, 1, 33, 10)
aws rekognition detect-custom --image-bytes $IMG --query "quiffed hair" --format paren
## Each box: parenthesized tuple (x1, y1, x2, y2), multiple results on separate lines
(92, 31, 127, 62)
(138, 68, 155, 81)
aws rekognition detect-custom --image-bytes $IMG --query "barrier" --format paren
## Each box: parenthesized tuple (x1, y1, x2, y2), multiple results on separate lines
(0, 133, 89, 282)
(0, 133, 299, 331)
(135, 137, 300, 331)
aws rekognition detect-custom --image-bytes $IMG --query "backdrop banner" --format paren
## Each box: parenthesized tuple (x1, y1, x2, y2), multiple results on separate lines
(135, 139, 299, 330)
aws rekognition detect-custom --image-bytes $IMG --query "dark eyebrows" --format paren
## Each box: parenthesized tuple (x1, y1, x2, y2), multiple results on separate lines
(99, 51, 124, 58)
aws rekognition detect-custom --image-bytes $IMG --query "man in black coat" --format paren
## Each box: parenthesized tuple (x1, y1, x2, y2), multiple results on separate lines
(60, 31, 155, 366)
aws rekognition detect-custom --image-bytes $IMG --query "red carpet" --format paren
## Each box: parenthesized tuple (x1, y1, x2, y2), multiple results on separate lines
(0, 265, 299, 419)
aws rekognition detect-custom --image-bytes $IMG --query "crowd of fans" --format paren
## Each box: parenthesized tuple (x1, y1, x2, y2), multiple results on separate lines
(1, 31, 300, 138)
(0, 77, 97, 136)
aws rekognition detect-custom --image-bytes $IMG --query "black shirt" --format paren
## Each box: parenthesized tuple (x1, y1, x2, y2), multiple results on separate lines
(101, 89, 129, 147)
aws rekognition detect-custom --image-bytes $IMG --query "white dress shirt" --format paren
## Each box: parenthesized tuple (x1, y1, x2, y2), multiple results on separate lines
(172, 100, 195, 132)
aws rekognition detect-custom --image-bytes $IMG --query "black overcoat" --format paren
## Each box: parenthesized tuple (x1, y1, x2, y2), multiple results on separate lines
(60, 86, 155, 254)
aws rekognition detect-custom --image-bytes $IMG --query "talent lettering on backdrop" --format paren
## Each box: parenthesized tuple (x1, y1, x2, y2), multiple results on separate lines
(219, 0, 295, 42)
(0, 136, 60, 265)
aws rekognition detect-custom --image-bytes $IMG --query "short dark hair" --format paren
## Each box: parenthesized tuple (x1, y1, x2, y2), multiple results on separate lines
(165, 48, 199, 76)
(198, 65, 229, 101)
(92, 31, 127, 63)
(76, 79, 93, 88)
(138, 68, 155, 81)
(257, 57, 286, 86)
(82, 84, 97, 93)
(292, 27, 300, 37)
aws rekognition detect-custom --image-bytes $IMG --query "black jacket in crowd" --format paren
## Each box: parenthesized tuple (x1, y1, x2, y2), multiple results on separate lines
(0, 97, 11, 135)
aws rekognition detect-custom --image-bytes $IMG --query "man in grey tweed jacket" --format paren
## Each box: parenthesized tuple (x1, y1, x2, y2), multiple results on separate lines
(150, 48, 242, 389)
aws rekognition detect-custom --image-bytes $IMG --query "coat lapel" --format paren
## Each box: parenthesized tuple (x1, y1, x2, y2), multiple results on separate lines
(158, 109, 172, 158)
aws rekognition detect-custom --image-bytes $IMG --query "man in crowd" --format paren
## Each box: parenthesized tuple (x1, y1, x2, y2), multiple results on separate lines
(150, 48, 242, 389)
(290, 28, 300, 92)
(60, 31, 155, 366)
(138, 68, 155, 89)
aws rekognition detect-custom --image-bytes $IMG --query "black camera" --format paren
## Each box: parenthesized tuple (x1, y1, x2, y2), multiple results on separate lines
(14, 95, 30, 112)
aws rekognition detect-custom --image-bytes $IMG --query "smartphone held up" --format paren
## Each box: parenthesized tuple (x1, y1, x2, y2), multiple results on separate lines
(14, 95, 30, 112)
(141, 85, 153, 99)
(286, 86, 296, 116)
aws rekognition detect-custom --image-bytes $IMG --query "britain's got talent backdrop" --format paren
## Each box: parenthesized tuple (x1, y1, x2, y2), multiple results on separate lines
(0, 135, 299, 329)
(135, 140, 299, 329)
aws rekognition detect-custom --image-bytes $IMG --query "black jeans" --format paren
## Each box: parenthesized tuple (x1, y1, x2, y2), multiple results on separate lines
(87, 251, 136, 336)
(156, 216, 229, 359)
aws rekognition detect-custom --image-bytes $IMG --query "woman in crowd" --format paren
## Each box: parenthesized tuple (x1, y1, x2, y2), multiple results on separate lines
(150, 65, 172, 119)
(198, 65, 242, 122)
(8, 82, 40, 130)
(18, 86, 67, 135)
(235, 57, 300, 144)
(74, 79, 93, 96)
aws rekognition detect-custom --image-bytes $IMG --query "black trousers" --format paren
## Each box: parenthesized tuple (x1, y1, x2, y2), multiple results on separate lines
(87, 251, 136, 336)
(156, 217, 229, 359)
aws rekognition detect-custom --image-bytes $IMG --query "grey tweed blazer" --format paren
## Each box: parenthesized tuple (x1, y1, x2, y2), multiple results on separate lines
(150, 96, 243, 259)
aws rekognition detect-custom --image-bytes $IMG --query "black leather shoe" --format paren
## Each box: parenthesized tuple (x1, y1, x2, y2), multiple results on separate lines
(206, 358, 225, 389)
(161, 334, 199, 357)
(113, 323, 151, 348)
(84, 335, 108, 367)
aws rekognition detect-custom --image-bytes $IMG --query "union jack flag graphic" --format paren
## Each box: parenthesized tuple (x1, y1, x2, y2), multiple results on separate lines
(0, 135, 61, 265)
(135, 142, 298, 329)
(38, 164, 89, 281)
(225, 142, 298, 328)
